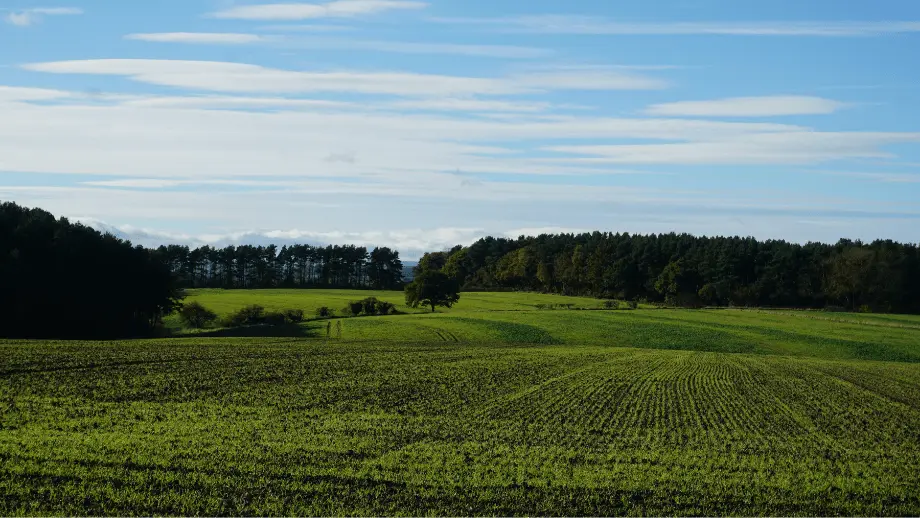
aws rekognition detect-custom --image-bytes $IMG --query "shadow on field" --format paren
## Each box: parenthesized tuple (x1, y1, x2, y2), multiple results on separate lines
(189, 324, 319, 338)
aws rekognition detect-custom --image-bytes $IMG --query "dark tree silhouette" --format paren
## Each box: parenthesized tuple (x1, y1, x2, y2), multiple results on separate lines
(0, 201, 183, 338)
(154, 243, 404, 290)
(405, 270, 460, 313)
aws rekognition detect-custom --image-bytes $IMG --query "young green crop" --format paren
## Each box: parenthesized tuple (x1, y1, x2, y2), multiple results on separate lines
(3, 291, 920, 515)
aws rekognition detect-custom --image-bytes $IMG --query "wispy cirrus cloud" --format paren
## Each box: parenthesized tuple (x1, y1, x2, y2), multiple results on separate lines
(212, 0, 427, 20)
(546, 132, 920, 165)
(0, 85, 73, 101)
(256, 24, 354, 32)
(118, 95, 352, 110)
(22, 58, 669, 95)
(434, 15, 920, 37)
(126, 33, 553, 59)
(1, 79, 911, 194)
(125, 33, 266, 44)
(285, 38, 554, 58)
(646, 96, 847, 117)
(2, 6, 82, 26)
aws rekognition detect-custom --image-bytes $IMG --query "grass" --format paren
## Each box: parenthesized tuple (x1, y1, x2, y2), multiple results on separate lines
(3, 289, 920, 515)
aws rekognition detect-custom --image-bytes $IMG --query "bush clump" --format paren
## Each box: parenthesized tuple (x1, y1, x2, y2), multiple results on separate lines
(284, 309, 305, 323)
(315, 306, 336, 318)
(179, 301, 218, 329)
(342, 297, 398, 317)
(263, 311, 288, 326)
(223, 306, 307, 327)
(344, 301, 364, 317)
(224, 305, 266, 327)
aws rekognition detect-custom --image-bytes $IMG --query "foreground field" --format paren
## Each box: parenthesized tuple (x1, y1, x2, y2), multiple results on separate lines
(3, 291, 920, 515)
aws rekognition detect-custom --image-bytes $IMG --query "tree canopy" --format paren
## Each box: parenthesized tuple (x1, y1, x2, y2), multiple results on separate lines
(154, 243, 403, 290)
(404, 270, 461, 313)
(0, 201, 183, 338)
(419, 232, 920, 313)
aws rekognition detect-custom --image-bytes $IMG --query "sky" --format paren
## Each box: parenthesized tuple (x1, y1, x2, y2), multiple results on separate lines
(1, 0, 920, 259)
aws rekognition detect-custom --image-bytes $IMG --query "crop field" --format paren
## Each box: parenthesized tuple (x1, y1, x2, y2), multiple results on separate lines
(3, 291, 920, 515)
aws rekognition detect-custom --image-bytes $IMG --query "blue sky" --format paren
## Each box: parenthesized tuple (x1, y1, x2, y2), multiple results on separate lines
(1, 0, 919, 257)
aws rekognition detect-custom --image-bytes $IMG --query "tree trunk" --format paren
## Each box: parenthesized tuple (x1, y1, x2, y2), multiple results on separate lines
(431, 303, 436, 313)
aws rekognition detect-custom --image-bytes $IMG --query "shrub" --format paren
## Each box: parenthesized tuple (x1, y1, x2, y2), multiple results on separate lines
(626, 300, 639, 310)
(225, 305, 266, 327)
(283, 309, 305, 323)
(315, 306, 335, 318)
(179, 301, 218, 329)
(361, 297, 380, 316)
(603, 300, 619, 310)
(343, 301, 364, 317)
(342, 297, 398, 317)
(377, 301, 397, 315)
(263, 311, 287, 326)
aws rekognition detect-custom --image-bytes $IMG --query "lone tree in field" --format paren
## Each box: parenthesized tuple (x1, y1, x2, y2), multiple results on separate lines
(405, 270, 460, 313)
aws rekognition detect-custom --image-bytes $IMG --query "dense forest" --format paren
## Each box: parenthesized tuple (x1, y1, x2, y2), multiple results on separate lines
(0, 202, 183, 338)
(154, 244, 404, 290)
(416, 233, 920, 314)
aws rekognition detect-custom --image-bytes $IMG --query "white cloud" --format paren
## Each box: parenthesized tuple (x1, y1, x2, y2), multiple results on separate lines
(0, 88, 813, 182)
(125, 33, 266, 44)
(547, 132, 920, 165)
(27, 7, 82, 15)
(71, 218, 484, 259)
(0, 86, 73, 101)
(83, 179, 186, 188)
(436, 15, 920, 37)
(134, 32, 552, 59)
(282, 38, 554, 58)
(22, 59, 526, 96)
(118, 95, 352, 110)
(646, 96, 847, 117)
(257, 24, 354, 32)
(386, 98, 553, 113)
(367, 41, 552, 59)
(2, 7, 82, 26)
(23, 59, 668, 95)
(5, 12, 33, 26)
(212, 0, 426, 20)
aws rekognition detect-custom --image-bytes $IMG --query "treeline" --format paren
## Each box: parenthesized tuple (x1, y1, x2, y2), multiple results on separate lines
(0, 202, 183, 338)
(154, 244, 404, 290)
(417, 233, 920, 314)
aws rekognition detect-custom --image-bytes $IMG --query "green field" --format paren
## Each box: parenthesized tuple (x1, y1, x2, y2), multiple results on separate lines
(3, 290, 920, 515)
(166, 288, 611, 321)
